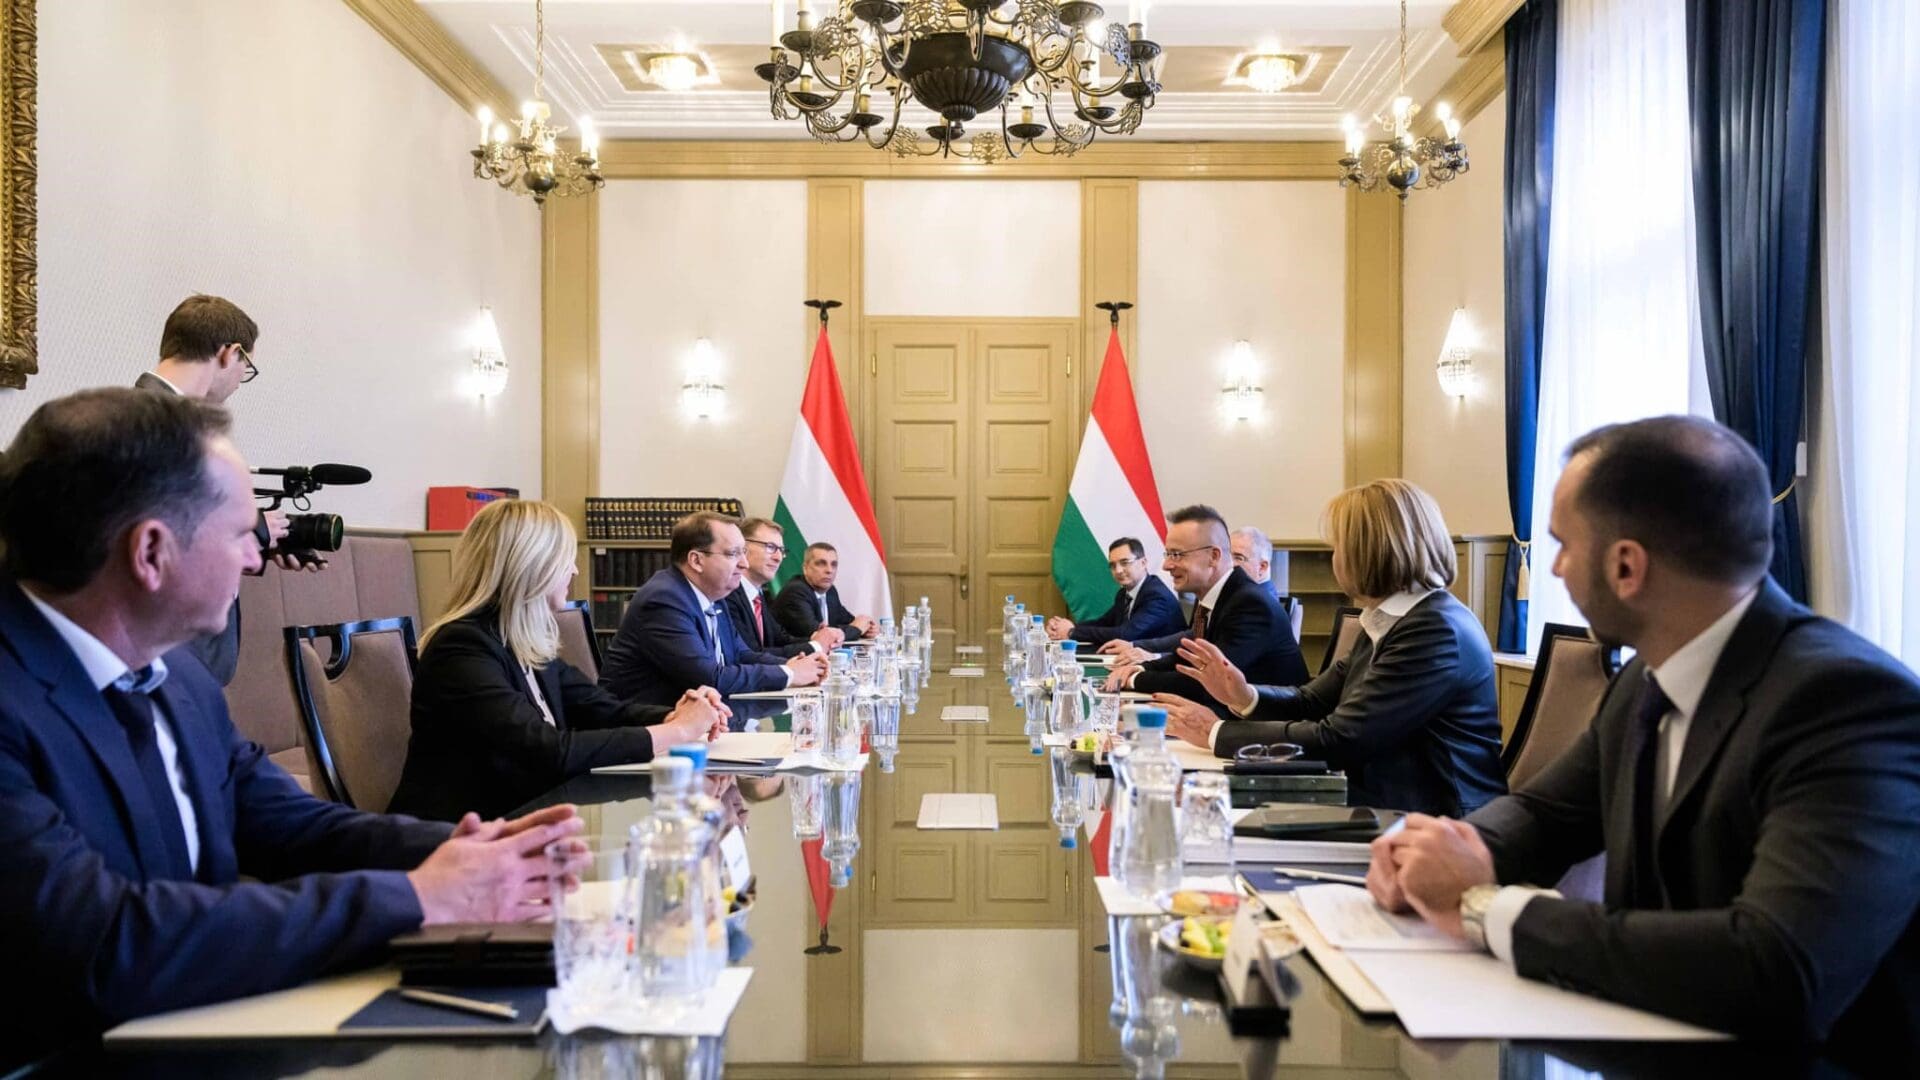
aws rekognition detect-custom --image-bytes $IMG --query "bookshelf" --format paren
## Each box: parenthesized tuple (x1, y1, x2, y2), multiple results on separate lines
(584, 541, 673, 640)
(1269, 542, 1352, 668)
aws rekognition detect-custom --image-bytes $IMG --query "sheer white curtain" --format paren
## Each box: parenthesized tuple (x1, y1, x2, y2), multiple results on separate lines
(1524, 0, 1705, 651)
(1807, 0, 1920, 668)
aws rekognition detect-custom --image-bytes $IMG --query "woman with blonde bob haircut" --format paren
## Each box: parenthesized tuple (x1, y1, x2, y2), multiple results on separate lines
(388, 499, 727, 821)
(1155, 479, 1506, 817)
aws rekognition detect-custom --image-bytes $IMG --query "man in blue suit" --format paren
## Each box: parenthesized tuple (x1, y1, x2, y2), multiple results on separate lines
(1045, 537, 1185, 646)
(0, 389, 582, 1067)
(600, 512, 828, 706)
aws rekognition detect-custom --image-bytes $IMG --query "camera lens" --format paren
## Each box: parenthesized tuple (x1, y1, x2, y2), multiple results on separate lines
(284, 513, 344, 552)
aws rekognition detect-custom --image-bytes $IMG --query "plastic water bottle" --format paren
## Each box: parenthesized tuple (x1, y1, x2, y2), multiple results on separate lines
(1001, 595, 1017, 654)
(916, 601, 934, 683)
(822, 649, 860, 767)
(1050, 641, 1088, 738)
(874, 615, 896, 672)
(871, 659, 901, 773)
(631, 757, 714, 1000)
(822, 772, 863, 889)
(1114, 708, 1183, 900)
(1049, 747, 1085, 848)
(1007, 609, 1030, 689)
(667, 745, 728, 988)
(1024, 615, 1049, 685)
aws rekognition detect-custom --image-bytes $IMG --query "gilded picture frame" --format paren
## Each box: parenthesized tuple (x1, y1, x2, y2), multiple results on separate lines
(0, 0, 34, 390)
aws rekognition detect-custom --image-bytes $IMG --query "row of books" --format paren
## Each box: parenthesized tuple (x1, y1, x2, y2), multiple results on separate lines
(587, 593, 630, 635)
(584, 497, 745, 541)
(589, 547, 676, 590)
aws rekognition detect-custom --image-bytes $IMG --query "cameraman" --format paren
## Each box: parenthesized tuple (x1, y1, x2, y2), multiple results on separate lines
(136, 294, 318, 685)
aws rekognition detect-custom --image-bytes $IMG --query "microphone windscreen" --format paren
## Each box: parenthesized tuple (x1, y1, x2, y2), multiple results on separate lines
(309, 463, 373, 486)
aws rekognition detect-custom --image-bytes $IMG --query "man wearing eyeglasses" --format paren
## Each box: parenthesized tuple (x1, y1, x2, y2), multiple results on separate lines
(600, 512, 827, 707)
(1046, 537, 1185, 646)
(1230, 526, 1280, 600)
(727, 517, 843, 658)
(1104, 505, 1307, 710)
(134, 295, 312, 686)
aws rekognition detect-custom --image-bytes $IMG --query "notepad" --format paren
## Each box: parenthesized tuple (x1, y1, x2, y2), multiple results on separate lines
(916, 793, 998, 829)
(590, 732, 791, 775)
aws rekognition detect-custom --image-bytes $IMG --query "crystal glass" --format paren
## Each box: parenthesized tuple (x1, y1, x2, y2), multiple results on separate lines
(789, 772, 825, 840)
(1089, 690, 1122, 735)
(547, 841, 634, 1012)
(789, 690, 823, 755)
(1179, 772, 1234, 865)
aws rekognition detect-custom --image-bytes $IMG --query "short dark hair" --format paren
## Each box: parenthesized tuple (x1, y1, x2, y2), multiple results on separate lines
(1167, 504, 1230, 539)
(1564, 415, 1772, 585)
(1107, 537, 1145, 561)
(0, 388, 232, 591)
(805, 542, 838, 561)
(670, 511, 739, 565)
(159, 294, 257, 362)
(739, 517, 781, 540)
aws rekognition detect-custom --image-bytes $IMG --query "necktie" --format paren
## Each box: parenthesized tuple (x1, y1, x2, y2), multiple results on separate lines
(753, 593, 767, 645)
(1628, 672, 1674, 909)
(819, 592, 829, 626)
(102, 683, 195, 879)
(1122, 589, 1134, 621)
(705, 606, 726, 666)
(1192, 604, 1210, 639)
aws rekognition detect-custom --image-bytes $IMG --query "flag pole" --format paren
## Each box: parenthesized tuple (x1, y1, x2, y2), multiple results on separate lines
(1094, 299, 1133, 327)
(804, 298, 842, 327)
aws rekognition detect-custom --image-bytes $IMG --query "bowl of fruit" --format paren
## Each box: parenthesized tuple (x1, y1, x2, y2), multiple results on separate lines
(1156, 888, 1242, 918)
(1158, 915, 1232, 971)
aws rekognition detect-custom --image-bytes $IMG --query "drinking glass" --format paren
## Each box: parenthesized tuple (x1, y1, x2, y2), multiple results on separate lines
(1089, 691, 1122, 736)
(789, 691, 823, 756)
(1179, 772, 1234, 866)
(547, 840, 635, 1013)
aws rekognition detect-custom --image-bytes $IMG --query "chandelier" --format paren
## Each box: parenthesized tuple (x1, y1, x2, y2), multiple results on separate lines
(758, 0, 1165, 162)
(471, 0, 604, 204)
(1337, 0, 1467, 200)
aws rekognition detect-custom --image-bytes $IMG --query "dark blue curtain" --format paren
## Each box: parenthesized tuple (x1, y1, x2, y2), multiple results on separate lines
(1686, 0, 1825, 602)
(1498, 0, 1558, 653)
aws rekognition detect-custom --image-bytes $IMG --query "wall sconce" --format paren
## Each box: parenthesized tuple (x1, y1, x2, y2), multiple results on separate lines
(681, 337, 726, 420)
(1222, 339, 1265, 422)
(1436, 308, 1476, 399)
(472, 306, 508, 397)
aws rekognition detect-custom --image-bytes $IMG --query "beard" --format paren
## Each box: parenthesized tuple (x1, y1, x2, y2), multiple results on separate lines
(1575, 547, 1640, 652)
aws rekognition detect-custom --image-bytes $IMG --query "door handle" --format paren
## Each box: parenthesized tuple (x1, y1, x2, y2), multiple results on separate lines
(959, 563, 970, 599)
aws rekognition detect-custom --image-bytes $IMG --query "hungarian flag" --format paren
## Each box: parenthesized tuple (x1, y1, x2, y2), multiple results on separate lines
(772, 325, 892, 618)
(1051, 328, 1168, 620)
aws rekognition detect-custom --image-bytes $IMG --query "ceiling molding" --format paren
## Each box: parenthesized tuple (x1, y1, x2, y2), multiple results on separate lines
(593, 140, 1350, 180)
(341, 0, 513, 116)
(1442, 0, 1524, 56)
(1419, 29, 1504, 137)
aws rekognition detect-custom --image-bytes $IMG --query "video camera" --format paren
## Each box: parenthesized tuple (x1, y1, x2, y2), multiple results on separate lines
(252, 463, 372, 566)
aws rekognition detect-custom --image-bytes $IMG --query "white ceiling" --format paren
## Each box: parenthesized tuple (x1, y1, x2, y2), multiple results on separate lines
(419, 0, 1465, 141)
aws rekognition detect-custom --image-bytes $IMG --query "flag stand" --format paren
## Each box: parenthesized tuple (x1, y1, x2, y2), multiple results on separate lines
(804, 298, 842, 326)
(1094, 299, 1133, 327)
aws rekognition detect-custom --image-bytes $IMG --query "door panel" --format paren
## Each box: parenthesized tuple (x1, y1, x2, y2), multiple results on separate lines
(870, 323, 970, 662)
(972, 323, 1075, 645)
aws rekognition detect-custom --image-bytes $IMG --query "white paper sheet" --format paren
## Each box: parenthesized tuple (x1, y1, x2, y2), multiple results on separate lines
(772, 750, 870, 773)
(916, 793, 999, 829)
(1264, 893, 1395, 1016)
(948, 667, 986, 678)
(106, 969, 398, 1040)
(590, 732, 791, 775)
(547, 968, 754, 1036)
(1344, 951, 1730, 1041)
(1291, 884, 1472, 952)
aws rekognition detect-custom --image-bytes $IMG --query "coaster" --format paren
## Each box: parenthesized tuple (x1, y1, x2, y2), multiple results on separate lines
(940, 705, 992, 723)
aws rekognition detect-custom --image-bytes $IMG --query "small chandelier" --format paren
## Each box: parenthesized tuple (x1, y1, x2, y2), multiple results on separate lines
(1436, 308, 1475, 398)
(758, 0, 1165, 163)
(471, 0, 604, 204)
(1338, 0, 1467, 200)
(1236, 52, 1303, 94)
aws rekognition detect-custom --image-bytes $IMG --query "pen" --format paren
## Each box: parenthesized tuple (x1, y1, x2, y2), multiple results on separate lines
(1270, 866, 1369, 887)
(398, 988, 520, 1021)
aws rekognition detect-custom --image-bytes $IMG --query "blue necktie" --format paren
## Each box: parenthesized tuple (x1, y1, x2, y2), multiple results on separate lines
(102, 677, 195, 880)
(706, 605, 726, 666)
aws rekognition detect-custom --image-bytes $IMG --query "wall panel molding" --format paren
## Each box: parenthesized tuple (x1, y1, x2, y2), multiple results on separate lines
(1344, 190, 1404, 485)
(1423, 30, 1507, 138)
(1443, 0, 1525, 56)
(809, 178, 866, 462)
(597, 141, 1346, 180)
(1079, 179, 1137, 420)
(541, 194, 598, 537)
(340, 0, 511, 115)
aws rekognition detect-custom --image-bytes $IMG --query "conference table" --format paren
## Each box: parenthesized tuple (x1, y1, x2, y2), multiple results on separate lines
(79, 664, 1787, 1078)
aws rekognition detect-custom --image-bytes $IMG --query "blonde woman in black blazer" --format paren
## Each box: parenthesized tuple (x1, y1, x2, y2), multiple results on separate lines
(388, 500, 726, 821)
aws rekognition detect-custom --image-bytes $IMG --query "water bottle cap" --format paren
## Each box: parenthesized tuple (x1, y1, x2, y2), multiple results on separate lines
(833, 648, 852, 659)
(1015, 604, 1025, 612)
(1006, 594, 1015, 602)
(1031, 615, 1045, 625)
(1134, 707, 1168, 729)
(651, 756, 693, 784)
(1059, 835, 1077, 849)
(1030, 745, 1044, 755)
(1060, 640, 1079, 652)
(668, 744, 708, 770)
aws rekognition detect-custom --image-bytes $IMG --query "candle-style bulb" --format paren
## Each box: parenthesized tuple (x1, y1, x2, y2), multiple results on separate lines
(477, 105, 493, 143)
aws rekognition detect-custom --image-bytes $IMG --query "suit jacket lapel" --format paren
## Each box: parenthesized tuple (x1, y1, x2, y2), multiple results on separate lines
(537, 661, 569, 730)
(1657, 581, 1796, 837)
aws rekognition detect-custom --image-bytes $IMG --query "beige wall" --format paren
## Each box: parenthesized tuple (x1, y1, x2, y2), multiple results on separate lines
(1402, 94, 1511, 536)
(4, 0, 543, 528)
(1137, 180, 1350, 539)
(864, 181, 1081, 317)
(596, 179, 810, 515)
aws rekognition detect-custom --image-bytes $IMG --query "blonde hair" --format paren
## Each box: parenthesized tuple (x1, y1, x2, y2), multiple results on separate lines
(421, 499, 577, 669)
(1323, 479, 1456, 599)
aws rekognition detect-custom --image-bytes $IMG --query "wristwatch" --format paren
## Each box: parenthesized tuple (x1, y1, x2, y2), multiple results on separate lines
(1459, 884, 1501, 952)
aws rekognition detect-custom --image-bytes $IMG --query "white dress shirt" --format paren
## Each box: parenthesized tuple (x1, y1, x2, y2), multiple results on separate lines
(1126, 571, 1230, 688)
(521, 664, 558, 727)
(1483, 586, 1760, 965)
(23, 587, 202, 872)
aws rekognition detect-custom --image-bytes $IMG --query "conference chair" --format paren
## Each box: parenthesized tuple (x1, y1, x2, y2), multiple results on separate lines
(1319, 606, 1364, 675)
(286, 617, 419, 812)
(1502, 622, 1621, 791)
(556, 599, 603, 682)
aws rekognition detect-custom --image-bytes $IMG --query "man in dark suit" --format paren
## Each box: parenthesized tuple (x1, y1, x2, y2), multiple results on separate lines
(601, 513, 828, 706)
(1045, 537, 1185, 646)
(134, 294, 317, 685)
(729, 517, 842, 659)
(1371, 416, 1920, 1071)
(1230, 525, 1281, 601)
(0, 389, 582, 1066)
(1106, 505, 1308, 709)
(773, 542, 876, 642)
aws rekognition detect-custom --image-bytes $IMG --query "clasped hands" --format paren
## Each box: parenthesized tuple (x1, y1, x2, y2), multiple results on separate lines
(663, 685, 731, 745)
(408, 804, 585, 925)
(1365, 813, 1498, 941)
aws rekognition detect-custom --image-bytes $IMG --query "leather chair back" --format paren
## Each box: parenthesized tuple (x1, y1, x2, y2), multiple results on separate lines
(287, 617, 418, 812)
(1320, 607, 1364, 674)
(1504, 623, 1620, 790)
(556, 599, 602, 682)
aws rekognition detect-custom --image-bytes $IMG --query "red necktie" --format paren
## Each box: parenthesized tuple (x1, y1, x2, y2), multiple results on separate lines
(1192, 604, 1210, 639)
(753, 594, 767, 644)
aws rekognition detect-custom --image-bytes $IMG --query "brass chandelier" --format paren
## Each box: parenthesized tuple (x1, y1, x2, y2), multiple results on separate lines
(758, 0, 1165, 162)
(471, 0, 604, 204)
(1338, 0, 1468, 200)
